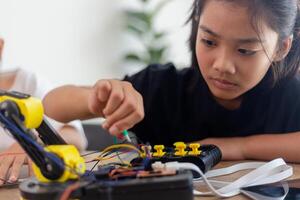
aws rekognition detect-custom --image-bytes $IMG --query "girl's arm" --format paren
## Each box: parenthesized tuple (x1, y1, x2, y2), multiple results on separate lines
(43, 80, 144, 136)
(43, 85, 94, 123)
(200, 132, 300, 163)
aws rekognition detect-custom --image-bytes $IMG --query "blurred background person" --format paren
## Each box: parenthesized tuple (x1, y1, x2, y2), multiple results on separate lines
(0, 38, 87, 185)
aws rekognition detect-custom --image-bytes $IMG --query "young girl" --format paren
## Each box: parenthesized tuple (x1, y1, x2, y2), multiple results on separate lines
(43, 0, 300, 163)
(0, 38, 87, 185)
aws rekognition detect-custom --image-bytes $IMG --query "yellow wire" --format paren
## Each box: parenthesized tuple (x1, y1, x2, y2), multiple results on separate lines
(97, 144, 143, 159)
(97, 160, 132, 167)
(91, 144, 143, 168)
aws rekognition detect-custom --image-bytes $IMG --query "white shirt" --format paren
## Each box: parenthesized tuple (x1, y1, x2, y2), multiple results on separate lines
(0, 68, 88, 151)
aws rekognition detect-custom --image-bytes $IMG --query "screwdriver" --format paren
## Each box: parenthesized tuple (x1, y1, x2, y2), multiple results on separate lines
(122, 130, 132, 143)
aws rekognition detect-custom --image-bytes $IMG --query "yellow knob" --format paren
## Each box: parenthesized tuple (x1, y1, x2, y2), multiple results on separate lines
(174, 142, 187, 156)
(141, 145, 152, 158)
(153, 145, 165, 157)
(188, 143, 201, 156)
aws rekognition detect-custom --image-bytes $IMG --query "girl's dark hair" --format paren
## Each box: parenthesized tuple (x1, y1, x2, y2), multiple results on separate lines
(188, 0, 300, 83)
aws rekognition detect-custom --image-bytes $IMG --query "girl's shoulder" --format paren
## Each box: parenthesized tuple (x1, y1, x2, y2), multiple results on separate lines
(123, 63, 198, 103)
(124, 63, 196, 86)
(266, 75, 300, 132)
(124, 63, 198, 82)
(271, 75, 300, 102)
(277, 75, 300, 92)
(126, 62, 194, 77)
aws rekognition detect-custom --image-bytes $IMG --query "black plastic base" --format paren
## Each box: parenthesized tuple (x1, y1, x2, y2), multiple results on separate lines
(131, 144, 222, 175)
(20, 170, 194, 200)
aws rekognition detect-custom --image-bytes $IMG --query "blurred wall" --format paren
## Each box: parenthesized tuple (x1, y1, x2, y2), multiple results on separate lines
(0, 0, 193, 86)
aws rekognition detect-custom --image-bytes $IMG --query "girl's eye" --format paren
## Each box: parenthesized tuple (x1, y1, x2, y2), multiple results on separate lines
(201, 39, 216, 47)
(238, 48, 257, 56)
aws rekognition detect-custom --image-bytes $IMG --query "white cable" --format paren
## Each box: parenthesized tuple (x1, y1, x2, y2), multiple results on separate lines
(152, 158, 293, 198)
(203, 162, 266, 179)
(153, 161, 232, 197)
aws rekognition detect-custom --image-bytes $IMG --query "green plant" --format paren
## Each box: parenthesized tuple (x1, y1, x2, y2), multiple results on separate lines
(123, 0, 170, 65)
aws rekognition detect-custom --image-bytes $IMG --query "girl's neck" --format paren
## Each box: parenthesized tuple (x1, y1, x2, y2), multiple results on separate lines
(214, 96, 242, 110)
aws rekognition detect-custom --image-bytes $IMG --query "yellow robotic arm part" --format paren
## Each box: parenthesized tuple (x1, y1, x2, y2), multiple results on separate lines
(33, 145, 86, 182)
(0, 91, 44, 129)
(0, 90, 85, 183)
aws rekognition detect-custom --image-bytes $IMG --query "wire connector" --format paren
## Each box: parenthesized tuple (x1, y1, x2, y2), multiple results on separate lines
(152, 161, 186, 171)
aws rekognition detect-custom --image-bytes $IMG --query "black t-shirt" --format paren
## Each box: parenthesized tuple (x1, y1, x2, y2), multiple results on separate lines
(124, 63, 300, 146)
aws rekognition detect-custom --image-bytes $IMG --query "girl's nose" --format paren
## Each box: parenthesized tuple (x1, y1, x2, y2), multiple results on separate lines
(212, 49, 236, 74)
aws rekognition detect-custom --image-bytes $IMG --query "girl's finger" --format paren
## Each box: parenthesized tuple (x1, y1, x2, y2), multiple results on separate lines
(109, 109, 144, 136)
(103, 82, 143, 131)
(102, 80, 125, 116)
(104, 99, 135, 135)
(95, 80, 112, 102)
(105, 89, 144, 129)
(88, 80, 111, 115)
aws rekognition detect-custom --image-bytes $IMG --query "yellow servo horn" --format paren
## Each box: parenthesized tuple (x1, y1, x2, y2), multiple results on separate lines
(141, 145, 152, 158)
(153, 145, 166, 157)
(174, 142, 187, 156)
(188, 143, 201, 156)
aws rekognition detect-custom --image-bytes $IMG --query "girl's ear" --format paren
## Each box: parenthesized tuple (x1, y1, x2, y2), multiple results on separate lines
(274, 36, 293, 62)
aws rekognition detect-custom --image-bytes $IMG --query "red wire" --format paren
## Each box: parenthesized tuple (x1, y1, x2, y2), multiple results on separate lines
(60, 182, 81, 200)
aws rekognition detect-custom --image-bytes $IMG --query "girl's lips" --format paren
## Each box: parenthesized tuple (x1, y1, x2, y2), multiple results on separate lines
(210, 77, 238, 90)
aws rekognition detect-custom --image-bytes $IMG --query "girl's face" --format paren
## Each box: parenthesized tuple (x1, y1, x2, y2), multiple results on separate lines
(196, 0, 279, 105)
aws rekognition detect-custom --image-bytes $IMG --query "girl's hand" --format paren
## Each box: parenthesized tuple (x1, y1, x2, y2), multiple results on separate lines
(0, 142, 31, 185)
(88, 79, 144, 136)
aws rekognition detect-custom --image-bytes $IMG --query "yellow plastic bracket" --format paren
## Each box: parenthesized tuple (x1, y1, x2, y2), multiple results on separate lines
(188, 143, 201, 156)
(153, 145, 166, 157)
(141, 145, 152, 158)
(0, 95, 44, 129)
(33, 145, 86, 183)
(174, 142, 187, 156)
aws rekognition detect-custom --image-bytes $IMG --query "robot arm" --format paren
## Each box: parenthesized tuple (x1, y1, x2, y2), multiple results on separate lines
(0, 90, 85, 182)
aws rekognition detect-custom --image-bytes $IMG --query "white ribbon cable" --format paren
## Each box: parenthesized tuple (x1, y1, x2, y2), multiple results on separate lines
(203, 162, 267, 178)
(153, 158, 293, 198)
(216, 159, 290, 193)
(246, 164, 292, 186)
